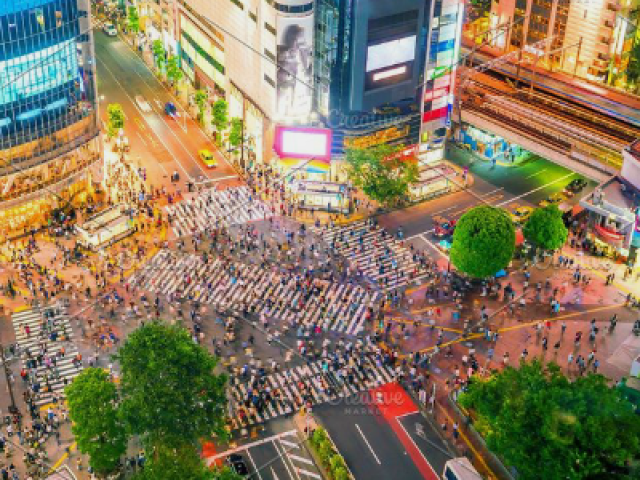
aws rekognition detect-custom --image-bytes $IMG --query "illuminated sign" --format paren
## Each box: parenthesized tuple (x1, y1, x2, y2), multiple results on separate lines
(366, 35, 417, 72)
(274, 126, 332, 162)
(372, 66, 407, 82)
(344, 125, 410, 149)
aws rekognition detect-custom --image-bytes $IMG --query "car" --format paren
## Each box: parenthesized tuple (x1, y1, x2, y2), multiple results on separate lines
(539, 192, 566, 208)
(510, 205, 534, 224)
(164, 102, 177, 116)
(226, 454, 249, 476)
(135, 95, 151, 113)
(563, 178, 588, 196)
(433, 215, 456, 238)
(103, 22, 117, 36)
(198, 149, 217, 168)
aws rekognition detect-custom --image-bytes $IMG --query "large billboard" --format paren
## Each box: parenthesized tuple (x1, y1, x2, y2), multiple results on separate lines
(274, 126, 332, 163)
(276, 13, 314, 121)
(366, 35, 417, 72)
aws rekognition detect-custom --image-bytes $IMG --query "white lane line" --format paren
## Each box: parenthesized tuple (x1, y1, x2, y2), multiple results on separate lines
(246, 449, 264, 480)
(270, 467, 281, 480)
(496, 171, 575, 208)
(136, 131, 147, 146)
(419, 234, 449, 260)
(206, 429, 298, 462)
(525, 168, 547, 179)
(481, 187, 504, 196)
(274, 439, 299, 480)
(406, 228, 434, 241)
(279, 439, 299, 449)
(395, 418, 439, 479)
(355, 424, 381, 465)
(297, 469, 322, 479)
(433, 205, 456, 215)
(288, 454, 313, 465)
(97, 58, 193, 181)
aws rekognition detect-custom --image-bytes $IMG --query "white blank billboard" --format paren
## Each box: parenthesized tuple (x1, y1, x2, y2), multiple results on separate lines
(366, 35, 416, 72)
(282, 130, 328, 157)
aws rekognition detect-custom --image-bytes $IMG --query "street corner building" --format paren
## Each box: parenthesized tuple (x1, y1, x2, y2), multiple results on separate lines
(0, 0, 101, 240)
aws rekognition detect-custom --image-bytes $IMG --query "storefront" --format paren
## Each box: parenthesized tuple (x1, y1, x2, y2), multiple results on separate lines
(459, 124, 522, 162)
(289, 180, 350, 213)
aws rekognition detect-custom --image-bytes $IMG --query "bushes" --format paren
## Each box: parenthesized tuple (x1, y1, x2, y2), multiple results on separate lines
(309, 427, 351, 480)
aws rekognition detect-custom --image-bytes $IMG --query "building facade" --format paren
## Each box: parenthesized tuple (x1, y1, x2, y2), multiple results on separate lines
(490, 0, 638, 81)
(0, 0, 101, 237)
(174, 0, 461, 170)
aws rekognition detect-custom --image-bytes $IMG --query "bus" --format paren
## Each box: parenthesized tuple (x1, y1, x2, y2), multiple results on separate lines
(443, 457, 483, 480)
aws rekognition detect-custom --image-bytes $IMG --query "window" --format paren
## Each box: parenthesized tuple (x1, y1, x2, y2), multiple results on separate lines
(265, 22, 276, 35)
(230, 0, 244, 10)
(249, 11, 257, 22)
(264, 49, 276, 62)
(264, 74, 275, 87)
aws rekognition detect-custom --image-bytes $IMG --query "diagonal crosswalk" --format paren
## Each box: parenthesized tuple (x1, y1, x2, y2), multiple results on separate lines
(227, 355, 395, 429)
(311, 221, 432, 291)
(131, 250, 381, 336)
(166, 186, 271, 236)
(12, 306, 83, 407)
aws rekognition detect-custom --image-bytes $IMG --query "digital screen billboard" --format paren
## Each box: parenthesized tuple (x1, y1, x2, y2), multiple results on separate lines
(0, 39, 79, 106)
(366, 35, 416, 72)
(274, 126, 332, 163)
(276, 14, 314, 120)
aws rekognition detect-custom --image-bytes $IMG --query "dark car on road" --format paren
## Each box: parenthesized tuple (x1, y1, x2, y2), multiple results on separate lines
(433, 215, 456, 238)
(164, 101, 177, 117)
(564, 178, 588, 196)
(226, 454, 249, 476)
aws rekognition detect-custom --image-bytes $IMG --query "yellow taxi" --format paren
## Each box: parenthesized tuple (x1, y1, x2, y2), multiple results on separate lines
(510, 205, 534, 224)
(198, 149, 218, 168)
(539, 192, 566, 208)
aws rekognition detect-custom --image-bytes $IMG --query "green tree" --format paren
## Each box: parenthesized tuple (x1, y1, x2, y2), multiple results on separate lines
(344, 145, 419, 207)
(523, 204, 568, 251)
(459, 360, 640, 480)
(151, 40, 166, 71)
(450, 205, 515, 278)
(66, 368, 127, 475)
(626, 41, 640, 92)
(132, 444, 222, 480)
(127, 6, 140, 33)
(166, 55, 183, 86)
(107, 103, 125, 138)
(211, 99, 229, 142)
(194, 89, 208, 124)
(117, 322, 228, 449)
(229, 117, 244, 148)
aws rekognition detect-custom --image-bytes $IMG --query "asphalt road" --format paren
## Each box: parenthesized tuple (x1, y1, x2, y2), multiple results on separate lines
(379, 143, 596, 244)
(94, 30, 236, 187)
(313, 383, 451, 480)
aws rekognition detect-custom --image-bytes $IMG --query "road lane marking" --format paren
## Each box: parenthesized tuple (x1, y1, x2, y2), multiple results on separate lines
(525, 168, 547, 179)
(419, 234, 449, 260)
(288, 454, 313, 465)
(136, 131, 148, 146)
(481, 187, 504, 196)
(433, 205, 457, 215)
(297, 469, 321, 479)
(279, 439, 299, 449)
(395, 417, 440, 479)
(273, 439, 300, 480)
(246, 449, 264, 480)
(97, 57, 193, 181)
(206, 430, 298, 462)
(496, 171, 575, 207)
(355, 423, 381, 464)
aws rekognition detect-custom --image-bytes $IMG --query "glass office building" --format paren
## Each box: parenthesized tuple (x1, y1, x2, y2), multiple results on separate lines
(0, 0, 100, 238)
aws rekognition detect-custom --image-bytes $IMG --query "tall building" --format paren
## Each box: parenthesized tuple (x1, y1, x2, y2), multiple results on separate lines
(490, 0, 638, 81)
(176, 0, 462, 168)
(0, 0, 101, 237)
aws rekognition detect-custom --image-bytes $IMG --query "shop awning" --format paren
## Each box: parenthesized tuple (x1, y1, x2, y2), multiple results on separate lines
(594, 224, 625, 247)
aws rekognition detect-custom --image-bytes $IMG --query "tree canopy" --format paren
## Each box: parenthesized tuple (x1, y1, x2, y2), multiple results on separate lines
(344, 145, 419, 207)
(229, 118, 244, 148)
(459, 360, 640, 480)
(107, 103, 125, 138)
(450, 205, 515, 278)
(211, 99, 229, 139)
(116, 322, 228, 449)
(66, 368, 127, 475)
(127, 6, 140, 33)
(523, 204, 568, 251)
(166, 55, 183, 85)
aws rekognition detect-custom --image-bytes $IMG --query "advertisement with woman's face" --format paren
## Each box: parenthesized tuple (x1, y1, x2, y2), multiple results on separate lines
(276, 14, 314, 120)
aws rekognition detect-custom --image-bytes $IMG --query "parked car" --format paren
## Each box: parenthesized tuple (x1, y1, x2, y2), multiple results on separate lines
(103, 22, 117, 36)
(510, 205, 534, 224)
(563, 178, 588, 197)
(433, 215, 456, 238)
(135, 95, 151, 113)
(198, 149, 217, 168)
(539, 192, 566, 208)
(226, 454, 249, 476)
